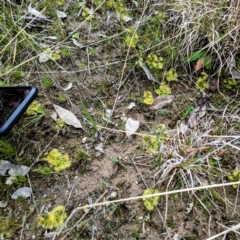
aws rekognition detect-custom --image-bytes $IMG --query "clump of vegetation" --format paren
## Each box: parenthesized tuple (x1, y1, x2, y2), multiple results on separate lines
(143, 91, 154, 105)
(26, 101, 45, 116)
(156, 82, 171, 96)
(40, 48, 61, 62)
(143, 135, 159, 153)
(0, 140, 17, 158)
(196, 72, 209, 91)
(55, 118, 66, 130)
(43, 149, 71, 172)
(0, 217, 16, 238)
(81, 6, 95, 20)
(164, 68, 178, 81)
(228, 170, 240, 189)
(125, 28, 139, 48)
(143, 124, 169, 153)
(142, 188, 160, 211)
(223, 77, 239, 91)
(42, 76, 54, 89)
(39, 206, 67, 229)
(157, 124, 170, 141)
(146, 53, 164, 70)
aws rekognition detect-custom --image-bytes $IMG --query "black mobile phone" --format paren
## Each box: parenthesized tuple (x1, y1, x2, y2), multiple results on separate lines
(0, 86, 38, 136)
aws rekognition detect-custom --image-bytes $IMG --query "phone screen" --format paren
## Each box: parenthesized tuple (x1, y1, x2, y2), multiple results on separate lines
(0, 88, 31, 127)
(0, 86, 38, 136)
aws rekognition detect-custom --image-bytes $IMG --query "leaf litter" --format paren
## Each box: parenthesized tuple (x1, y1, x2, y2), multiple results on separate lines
(125, 118, 140, 136)
(53, 104, 83, 129)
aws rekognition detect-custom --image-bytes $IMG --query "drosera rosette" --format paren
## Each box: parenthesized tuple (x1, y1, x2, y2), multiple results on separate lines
(81, 6, 95, 20)
(143, 135, 159, 154)
(142, 188, 160, 211)
(143, 124, 169, 153)
(25, 101, 45, 126)
(42, 149, 71, 172)
(38, 205, 67, 229)
(155, 82, 171, 96)
(26, 101, 44, 116)
(196, 72, 209, 91)
(125, 28, 139, 48)
(146, 53, 164, 70)
(143, 91, 154, 105)
(55, 118, 66, 130)
(164, 68, 178, 82)
(228, 170, 240, 189)
(223, 77, 239, 91)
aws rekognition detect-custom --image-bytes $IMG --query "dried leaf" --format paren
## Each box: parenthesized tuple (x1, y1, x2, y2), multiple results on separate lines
(122, 15, 132, 22)
(39, 51, 52, 63)
(50, 111, 57, 121)
(105, 109, 113, 119)
(150, 95, 174, 110)
(28, 4, 47, 19)
(56, 10, 67, 19)
(231, 69, 240, 79)
(185, 202, 193, 214)
(179, 121, 188, 135)
(0, 160, 29, 177)
(72, 39, 85, 48)
(195, 59, 204, 71)
(127, 102, 136, 109)
(53, 104, 83, 128)
(199, 104, 207, 118)
(0, 200, 8, 208)
(188, 107, 199, 128)
(95, 143, 104, 154)
(125, 118, 140, 136)
(63, 82, 72, 91)
(138, 60, 159, 84)
(11, 187, 32, 200)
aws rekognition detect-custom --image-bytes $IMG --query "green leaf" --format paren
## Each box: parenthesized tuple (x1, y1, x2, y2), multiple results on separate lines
(204, 56, 212, 69)
(183, 50, 206, 63)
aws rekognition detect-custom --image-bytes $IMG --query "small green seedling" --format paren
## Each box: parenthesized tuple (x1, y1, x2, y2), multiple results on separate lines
(110, 157, 119, 163)
(182, 103, 194, 119)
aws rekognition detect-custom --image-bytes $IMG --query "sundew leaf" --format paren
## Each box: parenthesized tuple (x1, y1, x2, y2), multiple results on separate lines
(183, 50, 207, 63)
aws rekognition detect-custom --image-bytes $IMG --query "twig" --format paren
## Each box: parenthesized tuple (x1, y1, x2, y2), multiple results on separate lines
(206, 222, 240, 240)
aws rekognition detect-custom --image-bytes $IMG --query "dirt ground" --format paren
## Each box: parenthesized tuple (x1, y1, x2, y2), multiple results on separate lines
(0, 1, 240, 239)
